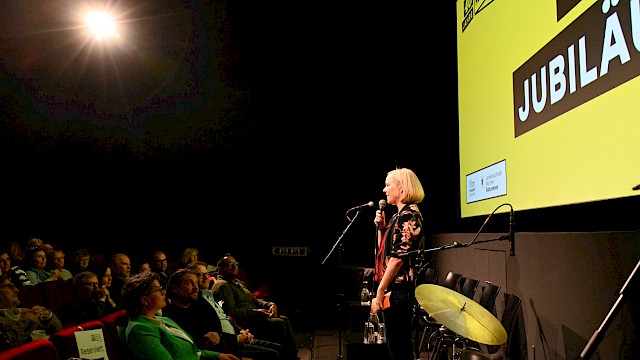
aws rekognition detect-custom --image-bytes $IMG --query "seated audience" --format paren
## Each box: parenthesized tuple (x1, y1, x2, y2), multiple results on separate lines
(180, 247, 199, 268)
(25, 246, 61, 285)
(149, 250, 173, 287)
(68, 248, 91, 275)
(0, 273, 63, 351)
(89, 264, 120, 311)
(0, 248, 32, 286)
(121, 271, 240, 360)
(212, 254, 297, 360)
(183, 262, 285, 360)
(163, 269, 282, 360)
(62, 271, 116, 325)
(46, 249, 73, 280)
(109, 253, 132, 308)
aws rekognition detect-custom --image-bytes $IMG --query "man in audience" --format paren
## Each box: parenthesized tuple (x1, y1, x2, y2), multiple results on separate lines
(187, 261, 284, 358)
(169, 264, 284, 359)
(62, 271, 116, 326)
(149, 250, 173, 287)
(212, 254, 298, 360)
(109, 253, 131, 307)
(0, 273, 63, 351)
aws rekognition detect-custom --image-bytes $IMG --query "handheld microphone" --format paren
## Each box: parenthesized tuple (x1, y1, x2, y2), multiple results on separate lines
(378, 199, 387, 211)
(508, 208, 515, 256)
(349, 201, 375, 211)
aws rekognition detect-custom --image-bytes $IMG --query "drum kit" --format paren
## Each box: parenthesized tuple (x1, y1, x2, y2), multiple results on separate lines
(414, 284, 507, 359)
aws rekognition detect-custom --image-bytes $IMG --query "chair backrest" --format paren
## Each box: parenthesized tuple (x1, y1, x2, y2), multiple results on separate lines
(99, 309, 131, 360)
(421, 267, 439, 285)
(0, 339, 60, 360)
(459, 277, 480, 299)
(460, 292, 526, 360)
(442, 271, 463, 291)
(17, 284, 45, 308)
(48, 320, 116, 360)
(38, 279, 76, 326)
(478, 281, 501, 315)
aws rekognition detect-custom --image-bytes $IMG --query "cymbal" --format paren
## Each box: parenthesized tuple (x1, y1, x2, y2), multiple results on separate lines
(415, 284, 507, 345)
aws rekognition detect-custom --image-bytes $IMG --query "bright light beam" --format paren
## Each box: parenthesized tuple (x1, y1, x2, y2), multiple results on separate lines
(85, 11, 118, 40)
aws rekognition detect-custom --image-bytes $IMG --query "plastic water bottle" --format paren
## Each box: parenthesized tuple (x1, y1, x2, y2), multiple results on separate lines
(360, 280, 370, 306)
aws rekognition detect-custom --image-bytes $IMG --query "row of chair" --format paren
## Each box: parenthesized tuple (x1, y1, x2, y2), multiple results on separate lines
(0, 309, 129, 360)
(18, 279, 77, 327)
(414, 270, 502, 359)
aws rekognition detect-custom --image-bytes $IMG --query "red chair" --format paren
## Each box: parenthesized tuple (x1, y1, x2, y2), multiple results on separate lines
(38, 279, 75, 326)
(99, 309, 131, 359)
(0, 339, 60, 360)
(17, 284, 45, 308)
(48, 320, 117, 360)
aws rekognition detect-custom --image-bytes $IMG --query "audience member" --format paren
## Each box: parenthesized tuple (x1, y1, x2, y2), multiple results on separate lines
(62, 271, 116, 326)
(121, 271, 240, 360)
(149, 250, 173, 287)
(109, 253, 132, 308)
(212, 254, 297, 360)
(180, 247, 199, 268)
(0, 248, 32, 286)
(25, 246, 61, 285)
(26, 238, 44, 249)
(138, 262, 151, 274)
(90, 264, 120, 311)
(166, 268, 283, 360)
(0, 273, 63, 351)
(46, 249, 73, 280)
(68, 248, 91, 275)
(8, 241, 24, 267)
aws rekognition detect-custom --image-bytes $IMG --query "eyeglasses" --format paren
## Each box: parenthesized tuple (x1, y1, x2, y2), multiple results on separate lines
(83, 282, 100, 287)
(154, 259, 167, 263)
(145, 285, 164, 295)
(225, 261, 240, 267)
(195, 272, 207, 278)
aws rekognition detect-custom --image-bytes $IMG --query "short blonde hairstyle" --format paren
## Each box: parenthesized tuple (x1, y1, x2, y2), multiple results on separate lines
(386, 168, 425, 204)
(181, 248, 199, 264)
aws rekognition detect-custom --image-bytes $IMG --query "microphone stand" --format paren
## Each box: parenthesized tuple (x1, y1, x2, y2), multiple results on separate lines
(322, 208, 365, 360)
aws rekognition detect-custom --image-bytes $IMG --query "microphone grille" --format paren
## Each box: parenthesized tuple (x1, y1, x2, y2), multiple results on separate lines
(379, 199, 387, 209)
(367, 201, 375, 207)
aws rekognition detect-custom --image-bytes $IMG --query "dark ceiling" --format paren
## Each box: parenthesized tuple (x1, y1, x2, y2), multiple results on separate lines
(0, 1, 461, 259)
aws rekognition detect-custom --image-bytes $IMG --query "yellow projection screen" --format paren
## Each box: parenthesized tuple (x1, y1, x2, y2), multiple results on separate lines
(457, 0, 640, 218)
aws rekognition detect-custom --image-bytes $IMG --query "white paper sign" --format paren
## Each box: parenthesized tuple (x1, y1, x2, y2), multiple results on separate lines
(74, 328, 109, 360)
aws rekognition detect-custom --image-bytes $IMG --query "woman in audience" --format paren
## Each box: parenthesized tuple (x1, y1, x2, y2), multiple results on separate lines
(46, 249, 73, 280)
(180, 247, 199, 268)
(68, 248, 91, 275)
(90, 263, 119, 311)
(0, 273, 63, 351)
(25, 246, 61, 285)
(121, 271, 240, 360)
(0, 248, 32, 286)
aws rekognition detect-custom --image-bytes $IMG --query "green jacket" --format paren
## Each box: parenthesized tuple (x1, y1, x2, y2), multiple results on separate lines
(125, 314, 220, 360)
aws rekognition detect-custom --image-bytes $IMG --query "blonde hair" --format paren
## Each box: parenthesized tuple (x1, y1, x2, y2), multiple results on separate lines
(387, 168, 425, 204)
(181, 248, 199, 264)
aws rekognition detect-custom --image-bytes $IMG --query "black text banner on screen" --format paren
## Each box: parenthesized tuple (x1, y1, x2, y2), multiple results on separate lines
(457, 0, 640, 218)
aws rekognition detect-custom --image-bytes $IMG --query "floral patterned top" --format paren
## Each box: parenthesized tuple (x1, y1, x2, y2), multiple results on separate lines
(374, 202, 424, 291)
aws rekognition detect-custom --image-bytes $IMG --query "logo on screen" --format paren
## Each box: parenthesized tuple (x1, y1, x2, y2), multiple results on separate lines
(462, 0, 495, 32)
